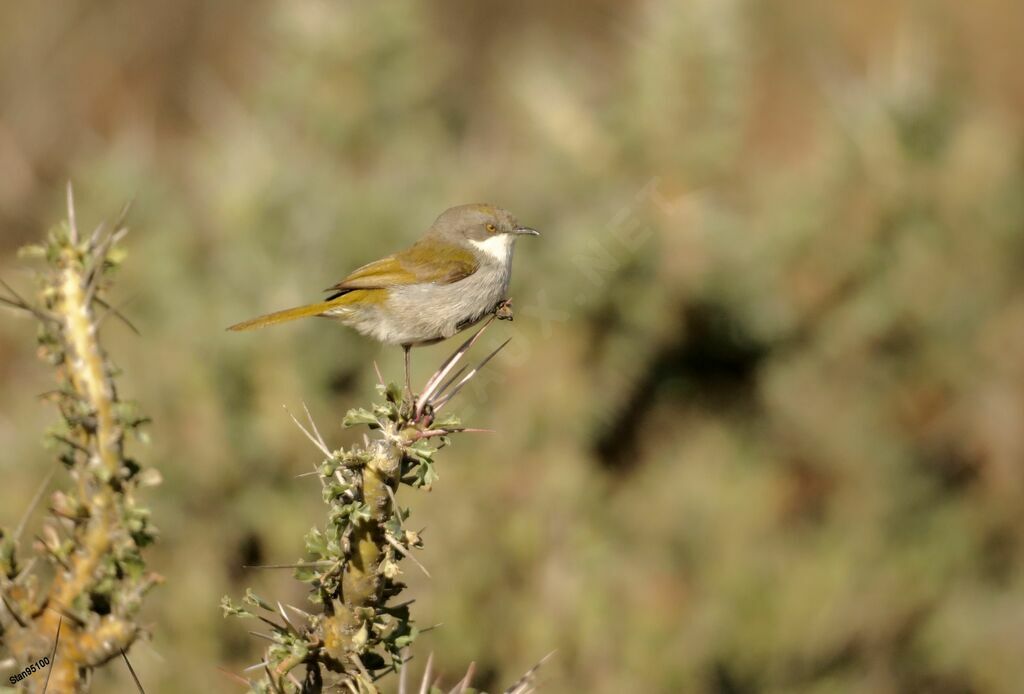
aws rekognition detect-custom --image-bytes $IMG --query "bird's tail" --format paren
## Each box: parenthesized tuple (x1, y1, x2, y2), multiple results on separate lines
(227, 299, 343, 331)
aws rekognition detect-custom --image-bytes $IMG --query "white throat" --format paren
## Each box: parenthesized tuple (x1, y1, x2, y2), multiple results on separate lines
(469, 234, 514, 263)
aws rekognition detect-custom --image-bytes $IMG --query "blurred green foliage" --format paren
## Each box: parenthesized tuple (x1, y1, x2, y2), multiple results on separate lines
(2, 1, 1024, 692)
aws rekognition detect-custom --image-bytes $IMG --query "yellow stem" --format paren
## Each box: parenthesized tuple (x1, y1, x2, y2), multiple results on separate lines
(323, 440, 402, 662)
(10, 243, 130, 693)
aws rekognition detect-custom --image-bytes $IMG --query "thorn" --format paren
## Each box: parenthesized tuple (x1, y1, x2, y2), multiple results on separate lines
(263, 663, 285, 694)
(94, 296, 141, 335)
(88, 221, 107, 250)
(41, 614, 62, 694)
(112, 198, 133, 234)
(373, 360, 385, 388)
(277, 601, 299, 635)
(285, 604, 314, 621)
(416, 316, 496, 417)
(215, 666, 251, 687)
(410, 428, 458, 440)
(66, 182, 78, 243)
(49, 433, 90, 454)
(111, 224, 130, 246)
(418, 653, 434, 694)
(432, 364, 470, 405)
(35, 534, 72, 571)
(301, 402, 329, 453)
(384, 533, 430, 578)
(448, 661, 475, 694)
(0, 590, 27, 627)
(0, 277, 49, 322)
(398, 648, 410, 694)
(0, 295, 25, 311)
(284, 405, 331, 458)
(120, 648, 146, 693)
(243, 561, 335, 570)
(12, 557, 38, 583)
(383, 484, 403, 529)
(433, 337, 511, 412)
(43, 601, 86, 628)
(503, 651, 556, 694)
(349, 653, 373, 684)
(83, 222, 127, 306)
(255, 613, 289, 633)
(14, 467, 55, 542)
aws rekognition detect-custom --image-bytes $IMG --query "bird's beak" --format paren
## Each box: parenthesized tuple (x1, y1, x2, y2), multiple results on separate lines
(512, 226, 541, 237)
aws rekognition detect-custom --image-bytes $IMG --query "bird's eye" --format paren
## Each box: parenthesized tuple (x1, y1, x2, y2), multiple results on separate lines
(486, 223, 497, 233)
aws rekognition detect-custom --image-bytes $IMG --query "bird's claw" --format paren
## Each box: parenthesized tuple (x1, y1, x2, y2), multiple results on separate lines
(495, 299, 514, 321)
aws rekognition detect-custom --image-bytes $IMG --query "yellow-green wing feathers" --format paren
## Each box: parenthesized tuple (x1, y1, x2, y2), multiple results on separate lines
(325, 241, 478, 293)
(228, 240, 477, 331)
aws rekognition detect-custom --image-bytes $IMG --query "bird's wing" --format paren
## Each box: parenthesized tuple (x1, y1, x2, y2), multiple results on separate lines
(229, 241, 479, 332)
(325, 241, 479, 295)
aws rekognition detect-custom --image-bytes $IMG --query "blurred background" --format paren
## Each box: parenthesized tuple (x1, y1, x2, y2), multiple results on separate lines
(2, 1, 1024, 692)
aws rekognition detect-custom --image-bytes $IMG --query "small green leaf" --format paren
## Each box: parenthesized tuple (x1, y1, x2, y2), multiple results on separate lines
(433, 412, 462, 430)
(118, 549, 146, 580)
(305, 527, 327, 557)
(221, 596, 255, 619)
(383, 515, 403, 537)
(351, 621, 369, 651)
(243, 588, 273, 611)
(106, 246, 128, 266)
(321, 481, 352, 503)
(385, 382, 403, 404)
(319, 458, 338, 476)
(17, 243, 47, 259)
(343, 408, 379, 428)
(344, 502, 372, 525)
(294, 565, 319, 582)
(405, 439, 435, 464)
(394, 625, 419, 649)
(403, 459, 439, 488)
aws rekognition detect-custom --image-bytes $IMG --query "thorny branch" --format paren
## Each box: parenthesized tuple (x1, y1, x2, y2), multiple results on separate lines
(0, 186, 161, 692)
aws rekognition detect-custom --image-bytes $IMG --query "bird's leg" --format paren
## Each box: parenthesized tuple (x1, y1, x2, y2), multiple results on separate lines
(402, 343, 413, 402)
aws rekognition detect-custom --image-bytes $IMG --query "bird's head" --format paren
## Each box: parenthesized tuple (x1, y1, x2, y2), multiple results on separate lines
(431, 203, 540, 262)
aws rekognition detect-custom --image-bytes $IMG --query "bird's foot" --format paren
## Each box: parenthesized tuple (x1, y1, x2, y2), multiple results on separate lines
(495, 298, 514, 321)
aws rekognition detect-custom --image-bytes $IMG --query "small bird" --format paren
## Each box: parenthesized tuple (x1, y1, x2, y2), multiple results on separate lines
(228, 203, 539, 394)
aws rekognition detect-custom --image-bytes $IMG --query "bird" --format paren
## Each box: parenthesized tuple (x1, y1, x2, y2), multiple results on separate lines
(228, 203, 540, 396)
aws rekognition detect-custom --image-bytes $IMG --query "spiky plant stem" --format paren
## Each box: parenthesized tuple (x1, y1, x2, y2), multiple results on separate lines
(225, 322, 509, 693)
(0, 188, 160, 692)
(325, 439, 401, 659)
